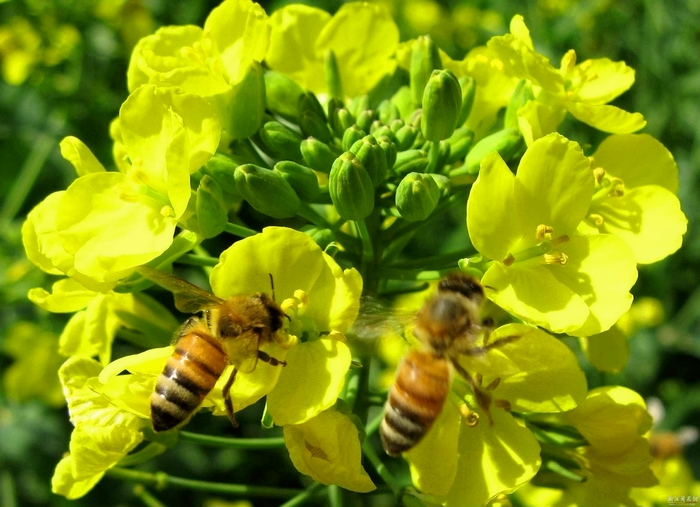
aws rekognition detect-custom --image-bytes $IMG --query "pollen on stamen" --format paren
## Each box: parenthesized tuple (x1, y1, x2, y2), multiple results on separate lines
(160, 205, 175, 218)
(592, 166, 606, 185)
(544, 252, 568, 266)
(536, 224, 554, 241)
(588, 213, 605, 226)
(460, 404, 480, 427)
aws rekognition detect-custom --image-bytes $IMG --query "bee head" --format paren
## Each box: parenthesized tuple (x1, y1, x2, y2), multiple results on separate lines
(437, 272, 484, 305)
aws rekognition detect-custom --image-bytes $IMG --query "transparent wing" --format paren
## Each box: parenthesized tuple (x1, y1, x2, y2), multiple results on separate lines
(136, 266, 224, 313)
(224, 330, 260, 373)
(349, 297, 416, 341)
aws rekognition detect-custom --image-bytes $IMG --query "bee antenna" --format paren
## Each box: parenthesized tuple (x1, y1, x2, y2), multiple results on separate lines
(268, 273, 276, 301)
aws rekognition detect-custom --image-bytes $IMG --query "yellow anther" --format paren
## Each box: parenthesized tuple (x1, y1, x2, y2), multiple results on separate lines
(536, 224, 554, 241)
(503, 253, 515, 267)
(560, 49, 577, 73)
(293, 289, 309, 307)
(460, 404, 480, 427)
(160, 205, 175, 218)
(592, 166, 606, 185)
(544, 252, 569, 266)
(588, 213, 605, 226)
(495, 399, 512, 412)
(485, 377, 501, 391)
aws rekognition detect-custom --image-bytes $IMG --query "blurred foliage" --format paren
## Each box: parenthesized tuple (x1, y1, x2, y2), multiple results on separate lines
(0, 0, 698, 505)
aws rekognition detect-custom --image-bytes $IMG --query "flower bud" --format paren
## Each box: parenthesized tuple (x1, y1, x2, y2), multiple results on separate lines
(464, 128, 523, 175)
(329, 101, 355, 138)
(324, 49, 343, 99)
(329, 152, 375, 220)
(349, 135, 388, 186)
(505, 79, 534, 130)
(429, 173, 451, 198)
(446, 126, 475, 163)
(225, 62, 266, 140)
(396, 172, 440, 222)
(347, 94, 370, 118)
(259, 121, 304, 162)
(264, 70, 305, 122)
(301, 137, 340, 174)
(300, 110, 333, 144)
(389, 119, 405, 134)
(376, 136, 397, 171)
(410, 35, 442, 108)
(393, 149, 428, 176)
(274, 161, 320, 201)
(342, 125, 366, 151)
(378, 100, 400, 124)
(301, 225, 335, 249)
(298, 91, 327, 122)
(391, 85, 413, 120)
(421, 69, 462, 142)
(355, 109, 376, 133)
(370, 124, 394, 142)
(234, 164, 301, 218)
(395, 124, 419, 151)
(196, 175, 228, 238)
(456, 76, 476, 126)
(200, 153, 239, 197)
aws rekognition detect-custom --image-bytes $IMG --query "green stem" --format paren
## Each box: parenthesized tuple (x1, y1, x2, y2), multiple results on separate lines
(383, 248, 476, 270)
(1, 112, 65, 221)
(379, 267, 453, 281)
(297, 203, 334, 230)
(365, 412, 384, 437)
(179, 431, 285, 449)
(362, 440, 401, 496)
(0, 469, 17, 507)
(224, 222, 258, 237)
(134, 486, 167, 507)
(278, 482, 326, 507)
(329, 484, 344, 507)
(425, 141, 440, 174)
(107, 467, 302, 498)
(178, 254, 218, 267)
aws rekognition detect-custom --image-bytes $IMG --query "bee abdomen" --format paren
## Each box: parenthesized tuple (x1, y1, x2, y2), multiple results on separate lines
(380, 350, 451, 456)
(150, 331, 228, 432)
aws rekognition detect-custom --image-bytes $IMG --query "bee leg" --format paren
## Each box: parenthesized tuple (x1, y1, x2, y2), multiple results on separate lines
(450, 358, 494, 426)
(462, 334, 521, 356)
(257, 350, 287, 367)
(222, 368, 240, 428)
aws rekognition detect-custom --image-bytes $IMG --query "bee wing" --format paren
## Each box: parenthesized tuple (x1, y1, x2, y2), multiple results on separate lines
(349, 297, 416, 341)
(225, 330, 260, 374)
(136, 266, 224, 313)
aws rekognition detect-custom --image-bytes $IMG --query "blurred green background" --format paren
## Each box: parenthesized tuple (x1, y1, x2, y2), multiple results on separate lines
(1, 0, 698, 506)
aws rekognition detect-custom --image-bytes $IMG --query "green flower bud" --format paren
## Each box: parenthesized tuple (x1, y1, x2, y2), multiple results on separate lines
(324, 49, 343, 99)
(464, 128, 523, 175)
(196, 175, 228, 238)
(446, 126, 475, 164)
(350, 135, 388, 186)
(329, 102, 355, 138)
(393, 149, 428, 176)
(396, 172, 440, 222)
(225, 62, 266, 140)
(300, 225, 335, 249)
(200, 153, 239, 197)
(505, 79, 534, 130)
(264, 70, 305, 122)
(342, 125, 366, 151)
(329, 152, 375, 220)
(370, 124, 394, 142)
(378, 100, 400, 124)
(234, 164, 301, 218)
(429, 173, 451, 198)
(421, 69, 462, 142)
(456, 76, 476, 126)
(395, 124, 419, 151)
(259, 121, 304, 162)
(301, 137, 340, 174)
(389, 119, 405, 133)
(410, 35, 442, 107)
(356, 109, 376, 133)
(391, 85, 413, 121)
(437, 140, 451, 168)
(347, 95, 370, 118)
(300, 110, 333, 144)
(298, 91, 327, 122)
(376, 136, 397, 171)
(274, 161, 320, 201)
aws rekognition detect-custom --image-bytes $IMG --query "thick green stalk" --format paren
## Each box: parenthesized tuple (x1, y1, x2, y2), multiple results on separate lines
(107, 467, 302, 498)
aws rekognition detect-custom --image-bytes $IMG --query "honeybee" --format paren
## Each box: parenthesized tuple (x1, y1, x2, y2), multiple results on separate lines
(137, 266, 288, 432)
(380, 272, 518, 456)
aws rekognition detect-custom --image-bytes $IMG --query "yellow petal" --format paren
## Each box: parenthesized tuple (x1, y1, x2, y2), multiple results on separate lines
(284, 409, 375, 492)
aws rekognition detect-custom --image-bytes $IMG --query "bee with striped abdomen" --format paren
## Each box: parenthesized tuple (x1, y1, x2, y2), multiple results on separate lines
(137, 266, 287, 432)
(380, 272, 519, 456)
